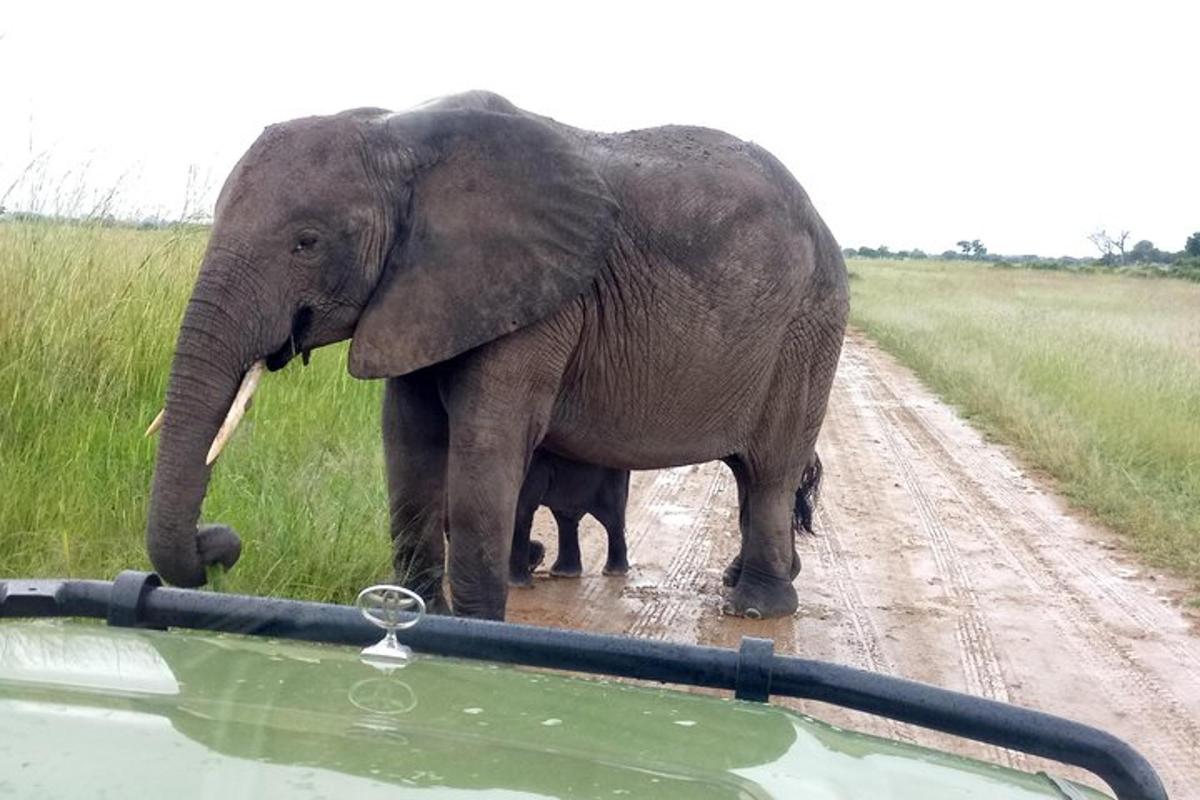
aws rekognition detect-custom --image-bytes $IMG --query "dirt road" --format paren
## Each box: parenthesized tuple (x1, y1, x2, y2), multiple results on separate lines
(508, 332, 1200, 797)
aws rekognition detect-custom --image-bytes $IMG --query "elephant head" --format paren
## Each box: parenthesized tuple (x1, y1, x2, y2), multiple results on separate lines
(147, 93, 617, 586)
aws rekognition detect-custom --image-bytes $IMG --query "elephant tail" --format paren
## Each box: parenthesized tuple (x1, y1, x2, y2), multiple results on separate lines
(792, 452, 823, 536)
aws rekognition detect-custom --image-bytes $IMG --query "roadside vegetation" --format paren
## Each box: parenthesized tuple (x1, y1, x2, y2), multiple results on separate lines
(4, 218, 1198, 600)
(0, 220, 389, 602)
(844, 231, 1200, 284)
(849, 258, 1200, 586)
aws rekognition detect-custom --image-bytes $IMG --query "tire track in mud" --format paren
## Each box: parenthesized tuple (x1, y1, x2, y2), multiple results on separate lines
(804, 384, 917, 744)
(843, 351, 1021, 769)
(879, 358, 1200, 683)
(510, 334, 1200, 798)
(627, 464, 728, 639)
(515, 464, 729, 635)
(561, 467, 690, 631)
(850, 343, 1200, 792)
(809, 504, 917, 745)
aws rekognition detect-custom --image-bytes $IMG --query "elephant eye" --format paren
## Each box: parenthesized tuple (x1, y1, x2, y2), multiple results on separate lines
(293, 232, 320, 254)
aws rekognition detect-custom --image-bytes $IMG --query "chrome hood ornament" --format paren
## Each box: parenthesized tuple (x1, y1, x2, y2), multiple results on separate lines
(355, 584, 425, 667)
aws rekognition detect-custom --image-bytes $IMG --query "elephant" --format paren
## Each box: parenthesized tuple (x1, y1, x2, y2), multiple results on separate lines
(144, 90, 849, 621)
(722, 451, 824, 588)
(509, 450, 631, 587)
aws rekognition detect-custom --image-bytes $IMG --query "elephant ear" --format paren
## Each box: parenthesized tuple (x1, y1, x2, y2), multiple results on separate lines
(348, 108, 618, 378)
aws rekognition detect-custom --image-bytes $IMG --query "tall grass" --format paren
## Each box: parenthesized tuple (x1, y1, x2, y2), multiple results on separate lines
(0, 221, 390, 602)
(5, 229, 1197, 601)
(849, 259, 1200, 585)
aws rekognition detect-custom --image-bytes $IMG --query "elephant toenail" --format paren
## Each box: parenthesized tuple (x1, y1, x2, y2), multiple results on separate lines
(746, 608, 762, 620)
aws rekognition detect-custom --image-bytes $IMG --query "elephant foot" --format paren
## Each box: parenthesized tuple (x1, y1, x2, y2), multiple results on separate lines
(528, 540, 546, 569)
(509, 542, 544, 587)
(549, 561, 583, 578)
(394, 568, 450, 614)
(725, 549, 801, 588)
(509, 570, 535, 589)
(449, 589, 506, 620)
(722, 554, 743, 587)
(722, 567, 799, 620)
(602, 559, 630, 576)
(424, 591, 454, 615)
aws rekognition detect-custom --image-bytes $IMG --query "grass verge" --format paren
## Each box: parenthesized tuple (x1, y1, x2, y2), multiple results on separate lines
(0, 221, 390, 603)
(848, 258, 1200, 587)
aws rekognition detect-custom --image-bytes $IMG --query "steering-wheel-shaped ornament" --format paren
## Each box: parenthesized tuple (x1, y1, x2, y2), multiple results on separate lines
(355, 584, 425, 667)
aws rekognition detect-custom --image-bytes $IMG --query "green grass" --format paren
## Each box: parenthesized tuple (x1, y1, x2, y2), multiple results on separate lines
(4, 225, 1197, 602)
(849, 259, 1200, 585)
(0, 221, 390, 603)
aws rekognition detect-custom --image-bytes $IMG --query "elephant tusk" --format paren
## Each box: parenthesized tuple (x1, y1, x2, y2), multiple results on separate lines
(206, 360, 266, 466)
(144, 408, 165, 437)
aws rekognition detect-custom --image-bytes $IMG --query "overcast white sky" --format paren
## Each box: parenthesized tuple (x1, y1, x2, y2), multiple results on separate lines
(2, 1, 1196, 256)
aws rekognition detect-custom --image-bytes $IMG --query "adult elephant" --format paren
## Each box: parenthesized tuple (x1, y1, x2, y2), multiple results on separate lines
(145, 91, 848, 620)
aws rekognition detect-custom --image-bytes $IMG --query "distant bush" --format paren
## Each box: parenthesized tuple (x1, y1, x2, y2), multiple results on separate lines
(988, 256, 1200, 283)
(845, 246, 928, 260)
(1172, 257, 1200, 282)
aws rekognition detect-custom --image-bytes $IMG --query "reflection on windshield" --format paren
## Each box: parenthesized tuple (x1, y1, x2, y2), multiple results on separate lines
(0, 625, 179, 695)
(0, 622, 1082, 798)
(0, 623, 798, 797)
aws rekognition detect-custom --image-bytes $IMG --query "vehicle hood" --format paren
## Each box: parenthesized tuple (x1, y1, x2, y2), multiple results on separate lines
(0, 620, 1106, 799)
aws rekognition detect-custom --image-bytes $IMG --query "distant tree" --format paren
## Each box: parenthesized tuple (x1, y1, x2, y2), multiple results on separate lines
(1088, 230, 1114, 262)
(955, 239, 987, 258)
(1088, 228, 1130, 266)
(1128, 240, 1170, 264)
(877, 245, 892, 258)
(842, 247, 859, 258)
(857, 246, 879, 258)
(1186, 232, 1200, 258)
(909, 249, 928, 259)
(941, 249, 960, 259)
(1113, 230, 1129, 264)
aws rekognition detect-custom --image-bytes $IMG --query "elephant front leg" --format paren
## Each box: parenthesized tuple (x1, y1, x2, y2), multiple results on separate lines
(383, 376, 450, 614)
(446, 468, 528, 618)
(445, 425, 542, 619)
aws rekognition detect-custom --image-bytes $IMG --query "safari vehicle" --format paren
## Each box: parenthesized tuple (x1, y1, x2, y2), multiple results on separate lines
(0, 571, 1166, 799)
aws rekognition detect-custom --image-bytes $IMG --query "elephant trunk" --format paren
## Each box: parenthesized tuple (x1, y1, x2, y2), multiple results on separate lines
(146, 266, 266, 586)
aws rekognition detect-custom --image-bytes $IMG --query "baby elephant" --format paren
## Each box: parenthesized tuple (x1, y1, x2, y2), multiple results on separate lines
(509, 451, 631, 587)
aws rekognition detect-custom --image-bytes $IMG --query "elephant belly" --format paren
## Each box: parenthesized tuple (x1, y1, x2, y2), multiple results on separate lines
(544, 290, 789, 470)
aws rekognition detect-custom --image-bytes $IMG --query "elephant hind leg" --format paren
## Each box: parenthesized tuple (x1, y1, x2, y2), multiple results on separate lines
(549, 510, 584, 577)
(510, 463, 551, 588)
(720, 456, 751, 588)
(509, 502, 539, 588)
(594, 508, 629, 576)
(721, 454, 806, 619)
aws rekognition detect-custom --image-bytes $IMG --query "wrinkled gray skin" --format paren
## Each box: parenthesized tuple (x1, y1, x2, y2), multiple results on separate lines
(509, 450, 631, 587)
(722, 450, 824, 588)
(146, 90, 849, 620)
